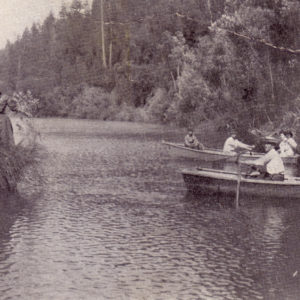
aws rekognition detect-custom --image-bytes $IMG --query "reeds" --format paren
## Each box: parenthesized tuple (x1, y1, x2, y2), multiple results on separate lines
(0, 140, 42, 192)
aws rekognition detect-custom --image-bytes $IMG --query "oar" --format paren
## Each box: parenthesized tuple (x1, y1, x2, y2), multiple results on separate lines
(196, 167, 247, 176)
(235, 151, 247, 208)
(211, 149, 255, 166)
(198, 149, 246, 207)
(235, 160, 241, 208)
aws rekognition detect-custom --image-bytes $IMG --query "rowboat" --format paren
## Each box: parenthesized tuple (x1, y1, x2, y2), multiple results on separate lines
(162, 140, 298, 163)
(162, 140, 257, 161)
(163, 141, 299, 176)
(182, 167, 300, 199)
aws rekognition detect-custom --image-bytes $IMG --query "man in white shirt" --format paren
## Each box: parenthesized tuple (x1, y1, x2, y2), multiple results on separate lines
(279, 130, 297, 157)
(223, 131, 253, 153)
(246, 143, 285, 181)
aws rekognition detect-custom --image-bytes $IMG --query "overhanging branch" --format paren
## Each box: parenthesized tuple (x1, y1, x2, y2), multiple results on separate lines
(220, 27, 300, 55)
(175, 11, 300, 55)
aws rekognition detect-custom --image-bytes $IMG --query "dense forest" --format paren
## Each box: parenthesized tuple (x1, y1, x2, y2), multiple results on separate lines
(0, 0, 299, 132)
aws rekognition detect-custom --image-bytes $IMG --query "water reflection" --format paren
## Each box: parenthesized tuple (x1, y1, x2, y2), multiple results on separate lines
(0, 193, 26, 237)
(0, 193, 27, 279)
(0, 119, 299, 299)
(179, 186, 300, 299)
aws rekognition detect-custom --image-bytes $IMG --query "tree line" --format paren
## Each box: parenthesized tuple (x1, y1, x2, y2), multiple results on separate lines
(0, 0, 299, 132)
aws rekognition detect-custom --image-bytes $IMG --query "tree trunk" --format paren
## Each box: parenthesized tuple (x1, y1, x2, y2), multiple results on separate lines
(100, 0, 107, 68)
(206, 0, 213, 25)
(267, 50, 275, 122)
(170, 72, 177, 91)
(268, 51, 275, 104)
(16, 56, 22, 90)
(109, 41, 112, 69)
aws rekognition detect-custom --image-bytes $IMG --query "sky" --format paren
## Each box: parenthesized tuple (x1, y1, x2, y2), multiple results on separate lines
(0, 0, 76, 49)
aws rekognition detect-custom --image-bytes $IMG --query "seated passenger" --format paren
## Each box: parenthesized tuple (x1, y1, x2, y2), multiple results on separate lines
(246, 143, 284, 181)
(184, 129, 204, 150)
(223, 131, 253, 153)
(279, 130, 297, 157)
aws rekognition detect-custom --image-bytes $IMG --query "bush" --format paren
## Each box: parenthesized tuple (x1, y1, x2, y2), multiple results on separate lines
(144, 88, 169, 122)
(9, 91, 40, 117)
(40, 85, 85, 117)
(70, 86, 116, 120)
(113, 104, 136, 122)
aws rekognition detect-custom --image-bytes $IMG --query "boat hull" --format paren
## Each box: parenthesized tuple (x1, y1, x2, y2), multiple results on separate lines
(182, 168, 300, 199)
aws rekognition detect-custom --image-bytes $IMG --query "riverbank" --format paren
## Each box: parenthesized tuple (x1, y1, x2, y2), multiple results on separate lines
(0, 116, 42, 192)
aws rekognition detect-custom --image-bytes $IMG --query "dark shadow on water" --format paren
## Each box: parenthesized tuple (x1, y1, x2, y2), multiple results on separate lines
(0, 192, 27, 240)
(182, 190, 236, 209)
(0, 191, 27, 211)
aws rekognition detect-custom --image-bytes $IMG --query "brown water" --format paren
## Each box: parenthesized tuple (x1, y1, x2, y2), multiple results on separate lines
(0, 118, 299, 300)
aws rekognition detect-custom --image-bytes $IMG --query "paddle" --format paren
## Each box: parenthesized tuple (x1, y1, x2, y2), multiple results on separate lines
(211, 147, 256, 166)
(235, 151, 247, 208)
(200, 149, 246, 207)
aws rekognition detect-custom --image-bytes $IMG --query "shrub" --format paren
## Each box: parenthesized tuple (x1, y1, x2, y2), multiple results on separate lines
(9, 91, 40, 117)
(40, 85, 85, 117)
(70, 86, 115, 120)
(144, 88, 169, 122)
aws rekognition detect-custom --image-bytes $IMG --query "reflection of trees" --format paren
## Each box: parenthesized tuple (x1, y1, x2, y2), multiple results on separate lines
(240, 203, 300, 299)
(268, 203, 300, 299)
(262, 207, 284, 261)
(0, 194, 26, 259)
(180, 196, 300, 299)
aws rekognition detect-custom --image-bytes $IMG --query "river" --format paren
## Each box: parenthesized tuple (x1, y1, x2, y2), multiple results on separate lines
(0, 118, 299, 300)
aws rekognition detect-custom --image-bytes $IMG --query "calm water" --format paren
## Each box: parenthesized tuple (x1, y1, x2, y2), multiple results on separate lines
(0, 118, 300, 300)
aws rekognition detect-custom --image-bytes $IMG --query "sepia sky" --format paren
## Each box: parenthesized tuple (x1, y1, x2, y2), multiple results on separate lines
(0, 0, 77, 49)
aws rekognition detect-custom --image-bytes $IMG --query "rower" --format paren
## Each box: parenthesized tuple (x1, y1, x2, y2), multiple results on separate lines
(223, 130, 254, 153)
(245, 142, 285, 181)
(184, 129, 204, 150)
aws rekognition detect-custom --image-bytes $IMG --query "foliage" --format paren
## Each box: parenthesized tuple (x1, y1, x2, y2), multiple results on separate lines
(0, 118, 42, 191)
(144, 88, 169, 122)
(41, 85, 85, 117)
(9, 91, 40, 117)
(0, 144, 41, 191)
(0, 0, 298, 133)
(70, 86, 115, 119)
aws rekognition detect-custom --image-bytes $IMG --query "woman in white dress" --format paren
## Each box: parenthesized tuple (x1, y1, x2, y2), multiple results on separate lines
(279, 130, 297, 157)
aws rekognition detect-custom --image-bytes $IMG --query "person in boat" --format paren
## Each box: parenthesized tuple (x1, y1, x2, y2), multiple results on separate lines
(223, 130, 254, 153)
(184, 129, 204, 150)
(246, 142, 285, 181)
(279, 129, 297, 157)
